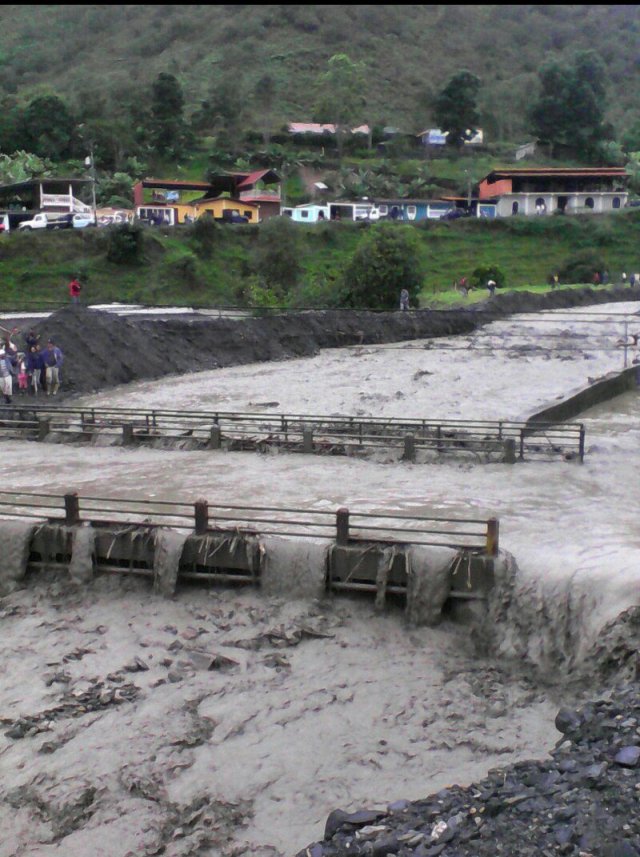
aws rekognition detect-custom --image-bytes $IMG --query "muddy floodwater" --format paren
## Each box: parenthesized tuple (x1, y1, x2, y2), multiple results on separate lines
(0, 303, 639, 856)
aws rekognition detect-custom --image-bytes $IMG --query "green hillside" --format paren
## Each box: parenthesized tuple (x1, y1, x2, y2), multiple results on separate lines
(1, 211, 637, 310)
(0, 4, 638, 138)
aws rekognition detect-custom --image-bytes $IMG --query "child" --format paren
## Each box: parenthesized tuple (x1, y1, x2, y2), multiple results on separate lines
(17, 354, 28, 393)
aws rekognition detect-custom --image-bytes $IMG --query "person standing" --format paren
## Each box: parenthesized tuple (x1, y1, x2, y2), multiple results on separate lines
(0, 349, 16, 404)
(26, 345, 43, 395)
(68, 277, 82, 304)
(42, 339, 64, 395)
(399, 288, 410, 311)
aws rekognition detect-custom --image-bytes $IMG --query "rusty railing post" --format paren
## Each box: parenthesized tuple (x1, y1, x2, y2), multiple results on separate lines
(210, 425, 222, 449)
(64, 492, 80, 526)
(486, 518, 499, 557)
(503, 438, 516, 464)
(336, 507, 350, 545)
(402, 434, 416, 462)
(578, 425, 585, 463)
(302, 426, 314, 454)
(194, 499, 209, 535)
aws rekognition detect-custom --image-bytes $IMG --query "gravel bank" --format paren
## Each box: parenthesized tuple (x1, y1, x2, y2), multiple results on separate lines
(297, 681, 640, 857)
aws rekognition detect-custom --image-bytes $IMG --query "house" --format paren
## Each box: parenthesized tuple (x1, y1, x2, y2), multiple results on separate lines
(191, 197, 259, 223)
(281, 203, 330, 223)
(0, 178, 93, 229)
(133, 172, 282, 223)
(133, 179, 214, 225)
(221, 169, 281, 220)
(478, 167, 629, 217)
(281, 201, 372, 222)
(370, 199, 456, 221)
(287, 122, 371, 136)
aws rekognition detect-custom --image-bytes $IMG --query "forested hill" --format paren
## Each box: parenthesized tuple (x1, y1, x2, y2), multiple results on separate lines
(0, 4, 638, 139)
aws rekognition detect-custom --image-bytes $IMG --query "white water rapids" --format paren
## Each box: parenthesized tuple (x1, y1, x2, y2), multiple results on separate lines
(0, 301, 638, 856)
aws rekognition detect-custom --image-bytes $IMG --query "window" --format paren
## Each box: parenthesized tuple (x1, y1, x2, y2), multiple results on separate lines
(301, 210, 309, 219)
(243, 211, 252, 218)
(512, 201, 519, 215)
(613, 197, 621, 209)
(585, 197, 595, 209)
(378, 205, 388, 214)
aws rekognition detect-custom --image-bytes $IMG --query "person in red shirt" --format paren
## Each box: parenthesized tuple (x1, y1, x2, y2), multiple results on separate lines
(69, 277, 82, 304)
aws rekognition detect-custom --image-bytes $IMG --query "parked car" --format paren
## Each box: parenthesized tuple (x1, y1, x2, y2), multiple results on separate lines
(441, 208, 469, 221)
(71, 213, 96, 229)
(17, 212, 73, 231)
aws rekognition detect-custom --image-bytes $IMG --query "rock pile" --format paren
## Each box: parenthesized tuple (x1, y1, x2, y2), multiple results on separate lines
(297, 683, 640, 857)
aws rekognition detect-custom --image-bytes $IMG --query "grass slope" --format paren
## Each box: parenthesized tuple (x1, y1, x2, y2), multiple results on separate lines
(0, 211, 638, 310)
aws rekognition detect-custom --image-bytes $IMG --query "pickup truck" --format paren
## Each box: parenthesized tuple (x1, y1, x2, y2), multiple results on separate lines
(17, 212, 96, 231)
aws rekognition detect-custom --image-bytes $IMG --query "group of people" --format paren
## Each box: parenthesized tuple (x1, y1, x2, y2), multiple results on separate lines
(0, 327, 64, 405)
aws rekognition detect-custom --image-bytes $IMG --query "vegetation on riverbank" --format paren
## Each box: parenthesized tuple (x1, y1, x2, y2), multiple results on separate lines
(0, 209, 638, 311)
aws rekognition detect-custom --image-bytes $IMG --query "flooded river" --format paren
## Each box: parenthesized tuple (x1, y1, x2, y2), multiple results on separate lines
(0, 302, 638, 856)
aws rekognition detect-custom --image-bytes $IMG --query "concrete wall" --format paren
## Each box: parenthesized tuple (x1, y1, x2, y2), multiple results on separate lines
(526, 365, 640, 426)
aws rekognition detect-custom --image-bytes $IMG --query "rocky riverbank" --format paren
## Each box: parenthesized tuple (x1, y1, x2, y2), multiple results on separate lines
(297, 682, 640, 857)
(10, 284, 640, 398)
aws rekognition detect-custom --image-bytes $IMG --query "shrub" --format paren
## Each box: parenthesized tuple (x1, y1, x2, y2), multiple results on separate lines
(341, 224, 423, 309)
(252, 216, 302, 295)
(163, 248, 200, 288)
(470, 264, 506, 289)
(557, 249, 606, 284)
(106, 222, 144, 265)
(187, 214, 220, 259)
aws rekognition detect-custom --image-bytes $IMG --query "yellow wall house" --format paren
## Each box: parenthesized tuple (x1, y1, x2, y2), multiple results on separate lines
(192, 197, 259, 223)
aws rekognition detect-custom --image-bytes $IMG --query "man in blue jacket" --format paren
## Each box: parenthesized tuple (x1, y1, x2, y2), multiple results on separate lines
(42, 339, 64, 396)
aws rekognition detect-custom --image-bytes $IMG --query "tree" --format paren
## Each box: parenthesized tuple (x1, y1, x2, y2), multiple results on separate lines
(252, 216, 302, 296)
(21, 95, 75, 161)
(148, 73, 193, 160)
(433, 70, 481, 147)
(314, 54, 366, 157)
(341, 225, 423, 310)
(529, 50, 610, 160)
(0, 151, 53, 184)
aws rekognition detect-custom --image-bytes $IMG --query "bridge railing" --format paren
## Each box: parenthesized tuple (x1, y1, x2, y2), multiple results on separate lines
(0, 490, 498, 554)
(0, 405, 586, 461)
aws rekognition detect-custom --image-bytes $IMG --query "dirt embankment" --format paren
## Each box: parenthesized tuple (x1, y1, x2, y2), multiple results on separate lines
(15, 286, 640, 397)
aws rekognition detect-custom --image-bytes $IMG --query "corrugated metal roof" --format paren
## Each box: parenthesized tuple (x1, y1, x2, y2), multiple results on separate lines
(485, 167, 627, 179)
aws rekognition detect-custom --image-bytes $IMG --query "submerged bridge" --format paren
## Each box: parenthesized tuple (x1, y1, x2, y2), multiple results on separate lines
(0, 405, 586, 463)
(0, 490, 500, 622)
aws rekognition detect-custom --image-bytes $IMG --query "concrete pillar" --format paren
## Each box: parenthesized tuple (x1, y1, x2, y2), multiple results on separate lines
(122, 424, 134, 446)
(37, 418, 50, 442)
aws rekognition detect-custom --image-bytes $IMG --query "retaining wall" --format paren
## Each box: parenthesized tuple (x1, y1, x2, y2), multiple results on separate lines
(526, 364, 640, 426)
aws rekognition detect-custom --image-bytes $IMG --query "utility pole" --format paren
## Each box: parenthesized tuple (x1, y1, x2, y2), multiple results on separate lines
(84, 144, 97, 225)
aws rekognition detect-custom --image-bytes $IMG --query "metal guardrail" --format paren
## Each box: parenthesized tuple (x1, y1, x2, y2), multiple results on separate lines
(0, 405, 586, 462)
(0, 490, 498, 554)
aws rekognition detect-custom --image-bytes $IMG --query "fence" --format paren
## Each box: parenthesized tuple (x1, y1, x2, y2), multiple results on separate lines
(0, 405, 586, 462)
(0, 490, 498, 554)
